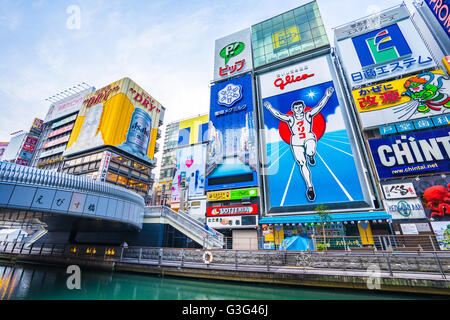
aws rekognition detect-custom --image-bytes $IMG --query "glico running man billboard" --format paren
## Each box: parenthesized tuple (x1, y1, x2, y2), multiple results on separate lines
(258, 55, 374, 213)
(64, 78, 164, 164)
(206, 73, 258, 191)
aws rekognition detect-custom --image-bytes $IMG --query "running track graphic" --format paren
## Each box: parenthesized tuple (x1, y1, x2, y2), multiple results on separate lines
(265, 129, 365, 208)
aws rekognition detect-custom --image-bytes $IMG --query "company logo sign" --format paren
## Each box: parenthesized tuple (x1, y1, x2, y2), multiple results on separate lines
(218, 83, 243, 107)
(352, 24, 412, 68)
(214, 28, 252, 81)
(368, 127, 450, 179)
(220, 42, 245, 65)
(384, 199, 426, 220)
(382, 182, 417, 199)
(272, 25, 300, 50)
(425, 0, 450, 37)
(207, 204, 258, 217)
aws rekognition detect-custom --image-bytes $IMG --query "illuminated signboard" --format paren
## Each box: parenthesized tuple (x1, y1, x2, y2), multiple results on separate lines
(206, 73, 258, 191)
(424, 0, 450, 38)
(177, 114, 209, 147)
(64, 78, 163, 164)
(207, 204, 258, 217)
(368, 127, 450, 179)
(44, 87, 94, 123)
(213, 28, 253, 81)
(334, 5, 436, 88)
(412, 175, 450, 221)
(351, 70, 450, 129)
(206, 215, 258, 229)
(207, 187, 258, 201)
(272, 25, 300, 50)
(171, 143, 206, 202)
(259, 55, 373, 212)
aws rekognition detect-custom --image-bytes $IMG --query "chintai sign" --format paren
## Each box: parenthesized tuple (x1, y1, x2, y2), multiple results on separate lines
(368, 127, 450, 179)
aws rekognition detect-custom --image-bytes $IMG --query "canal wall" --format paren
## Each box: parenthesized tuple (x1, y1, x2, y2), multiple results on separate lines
(1, 249, 449, 296)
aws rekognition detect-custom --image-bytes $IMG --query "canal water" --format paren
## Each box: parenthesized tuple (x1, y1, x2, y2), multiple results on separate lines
(0, 261, 442, 300)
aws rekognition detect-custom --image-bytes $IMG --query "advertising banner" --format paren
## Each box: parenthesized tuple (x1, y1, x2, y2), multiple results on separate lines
(368, 127, 450, 179)
(424, 0, 450, 39)
(31, 118, 44, 132)
(206, 215, 258, 229)
(206, 204, 258, 217)
(207, 187, 258, 202)
(400, 223, 419, 235)
(177, 114, 209, 147)
(213, 28, 253, 81)
(335, 6, 436, 88)
(412, 175, 450, 220)
(64, 78, 163, 164)
(382, 182, 417, 199)
(384, 198, 427, 220)
(171, 143, 206, 202)
(431, 221, 450, 250)
(351, 70, 450, 129)
(44, 87, 94, 123)
(259, 55, 369, 212)
(206, 73, 258, 191)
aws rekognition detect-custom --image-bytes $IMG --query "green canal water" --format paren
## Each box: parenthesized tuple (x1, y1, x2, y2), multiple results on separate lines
(0, 262, 443, 300)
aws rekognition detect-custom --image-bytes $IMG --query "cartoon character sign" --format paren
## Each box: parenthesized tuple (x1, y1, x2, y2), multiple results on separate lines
(264, 87, 334, 201)
(402, 72, 450, 114)
(259, 56, 370, 212)
(413, 176, 450, 221)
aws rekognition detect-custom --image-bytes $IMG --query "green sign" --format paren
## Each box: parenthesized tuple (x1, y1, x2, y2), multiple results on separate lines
(220, 42, 245, 65)
(324, 237, 362, 250)
(230, 188, 258, 200)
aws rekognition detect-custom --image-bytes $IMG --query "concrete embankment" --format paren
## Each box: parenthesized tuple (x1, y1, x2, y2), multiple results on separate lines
(1, 250, 449, 296)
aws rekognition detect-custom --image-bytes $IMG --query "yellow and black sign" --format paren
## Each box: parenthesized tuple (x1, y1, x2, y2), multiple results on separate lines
(207, 190, 230, 201)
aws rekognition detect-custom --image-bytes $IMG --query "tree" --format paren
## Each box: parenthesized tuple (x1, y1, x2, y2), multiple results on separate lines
(315, 205, 331, 251)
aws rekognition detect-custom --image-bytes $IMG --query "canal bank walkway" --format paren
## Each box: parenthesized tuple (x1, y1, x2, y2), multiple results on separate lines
(0, 243, 449, 296)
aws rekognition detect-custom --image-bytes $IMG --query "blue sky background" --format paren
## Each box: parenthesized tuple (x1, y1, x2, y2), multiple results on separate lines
(0, 0, 417, 168)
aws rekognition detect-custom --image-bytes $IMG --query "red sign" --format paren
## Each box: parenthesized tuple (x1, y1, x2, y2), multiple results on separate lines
(15, 158, 29, 166)
(207, 204, 258, 217)
(25, 136, 38, 145)
(274, 73, 315, 90)
(22, 143, 35, 152)
(48, 123, 74, 138)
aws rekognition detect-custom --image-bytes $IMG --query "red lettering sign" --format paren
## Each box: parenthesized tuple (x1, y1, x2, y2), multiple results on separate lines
(274, 73, 315, 90)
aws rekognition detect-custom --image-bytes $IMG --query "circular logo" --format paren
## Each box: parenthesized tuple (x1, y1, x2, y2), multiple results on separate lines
(397, 200, 411, 217)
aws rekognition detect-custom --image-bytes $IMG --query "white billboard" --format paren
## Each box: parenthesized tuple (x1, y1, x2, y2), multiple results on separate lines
(335, 5, 436, 88)
(213, 28, 253, 81)
(44, 87, 94, 123)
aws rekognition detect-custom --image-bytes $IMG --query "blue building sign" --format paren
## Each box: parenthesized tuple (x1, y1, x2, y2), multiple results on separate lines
(368, 127, 450, 179)
(425, 0, 450, 38)
(206, 73, 258, 191)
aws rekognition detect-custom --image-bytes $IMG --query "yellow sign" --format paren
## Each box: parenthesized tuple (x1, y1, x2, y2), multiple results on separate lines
(357, 222, 374, 245)
(65, 78, 163, 163)
(272, 25, 300, 50)
(351, 70, 447, 113)
(442, 57, 450, 76)
(179, 114, 209, 145)
(207, 190, 230, 201)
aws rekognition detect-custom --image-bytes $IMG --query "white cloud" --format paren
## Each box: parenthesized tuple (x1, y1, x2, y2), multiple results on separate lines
(325, 106, 346, 133)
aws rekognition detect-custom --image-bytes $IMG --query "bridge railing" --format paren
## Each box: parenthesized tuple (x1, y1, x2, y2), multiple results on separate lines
(145, 206, 224, 248)
(0, 240, 448, 279)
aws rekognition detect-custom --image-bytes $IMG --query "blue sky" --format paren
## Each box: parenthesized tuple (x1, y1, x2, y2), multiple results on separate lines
(0, 0, 417, 159)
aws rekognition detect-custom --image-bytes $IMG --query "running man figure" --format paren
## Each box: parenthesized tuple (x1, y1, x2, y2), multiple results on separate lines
(264, 87, 334, 201)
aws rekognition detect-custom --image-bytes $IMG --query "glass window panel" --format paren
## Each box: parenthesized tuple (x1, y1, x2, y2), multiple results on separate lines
(131, 170, 140, 177)
(307, 11, 317, 21)
(82, 164, 89, 171)
(261, 20, 272, 29)
(272, 22, 284, 33)
(75, 158, 82, 165)
(272, 15, 283, 25)
(283, 19, 296, 28)
(277, 49, 289, 60)
(300, 30, 313, 41)
(304, 2, 317, 12)
(298, 21, 310, 33)
(301, 40, 315, 52)
(289, 44, 302, 56)
(309, 18, 323, 29)
(282, 11, 294, 21)
(266, 53, 278, 64)
(252, 23, 262, 32)
(264, 44, 274, 55)
(119, 165, 129, 173)
(254, 56, 266, 68)
(253, 46, 265, 58)
(314, 35, 329, 47)
(109, 161, 119, 169)
(293, 6, 306, 16)
(117, 175, 128, 185)
(263, 35, 273, 46)
(140, 173, 149, 180)
(88, 162, 97, 170)
(295, 14, 308, 25)
(311, 26, 325, 38)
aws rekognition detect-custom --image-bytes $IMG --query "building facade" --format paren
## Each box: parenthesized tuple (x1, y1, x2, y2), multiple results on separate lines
(61, 77, 165, 205)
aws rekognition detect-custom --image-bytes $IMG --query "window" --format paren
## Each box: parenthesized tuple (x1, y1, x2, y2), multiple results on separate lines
(106, 172, 118, 182)
(117, 175, 128, 185)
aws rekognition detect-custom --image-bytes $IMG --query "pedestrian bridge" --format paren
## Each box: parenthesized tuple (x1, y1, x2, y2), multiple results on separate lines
(0, 161, 223, 249)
